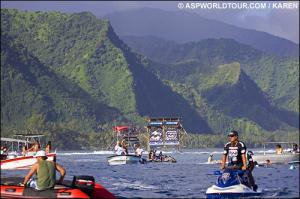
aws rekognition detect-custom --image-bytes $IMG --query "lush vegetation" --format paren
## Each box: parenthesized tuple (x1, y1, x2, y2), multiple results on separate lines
(1, 9, 298, 150)
(124, 36, 299, 114)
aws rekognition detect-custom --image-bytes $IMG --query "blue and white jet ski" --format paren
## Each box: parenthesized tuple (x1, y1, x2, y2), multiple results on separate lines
(206, 169, 262, 198)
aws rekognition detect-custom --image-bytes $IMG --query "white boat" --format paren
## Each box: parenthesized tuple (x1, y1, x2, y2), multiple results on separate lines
(107, 125, 146, 166)
(252, 142, 299, 164)
(253, 153, 299, 164)
(107, 155, 141, 166)
(1, 152, 56, 169)
(1, 135, 56, 169)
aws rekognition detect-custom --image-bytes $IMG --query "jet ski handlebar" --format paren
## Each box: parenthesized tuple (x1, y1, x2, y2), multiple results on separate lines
(214, 169, 246, 175)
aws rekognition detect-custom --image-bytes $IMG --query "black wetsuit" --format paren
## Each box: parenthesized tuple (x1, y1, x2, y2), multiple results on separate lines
(247, 153, 254, 169)
(246, 152, 257, 191)
(223, 141, 246, 168)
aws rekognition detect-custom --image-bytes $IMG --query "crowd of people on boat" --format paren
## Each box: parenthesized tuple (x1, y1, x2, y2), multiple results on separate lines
(275, 143, 299, 154)
(113, 139, 177, 163)
(1, 139, 64, 191)
(0, 140, 52, 160)
(148, 149, 176, 163)
(114, 140, 128, 155)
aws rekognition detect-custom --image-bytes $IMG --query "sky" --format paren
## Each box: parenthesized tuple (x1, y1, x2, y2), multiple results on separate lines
(1, 1, 299, 44)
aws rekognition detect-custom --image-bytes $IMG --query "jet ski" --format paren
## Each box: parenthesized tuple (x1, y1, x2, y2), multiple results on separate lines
(206, 169, 262, 198)
(0, 176, 115, 198)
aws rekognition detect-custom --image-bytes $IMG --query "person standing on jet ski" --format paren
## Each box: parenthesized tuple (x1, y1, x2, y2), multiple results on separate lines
(246, 151, 258, 191)
(220, 130, 247, 171)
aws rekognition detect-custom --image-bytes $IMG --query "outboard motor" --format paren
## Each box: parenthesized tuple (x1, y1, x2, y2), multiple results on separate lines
(72, 175, 95, 195)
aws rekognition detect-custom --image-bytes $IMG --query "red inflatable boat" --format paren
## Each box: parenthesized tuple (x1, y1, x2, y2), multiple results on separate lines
(0, 176, 115, 198)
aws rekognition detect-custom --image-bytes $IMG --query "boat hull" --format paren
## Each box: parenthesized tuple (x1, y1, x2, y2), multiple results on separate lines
(253, 153, 299, 164)
(206, 184, 262, 198)
(0, 177, 115, 198)
(107, 155, 141, 166)
(0, 153, 56, 169)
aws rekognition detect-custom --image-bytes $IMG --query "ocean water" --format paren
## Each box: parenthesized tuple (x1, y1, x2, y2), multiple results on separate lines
(2, 149, 299, 198)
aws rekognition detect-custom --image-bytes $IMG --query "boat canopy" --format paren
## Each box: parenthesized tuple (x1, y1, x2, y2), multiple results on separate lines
(1, 137, 30, 144)
(114, 126, 130, 132)
(13, 134, 45, 138)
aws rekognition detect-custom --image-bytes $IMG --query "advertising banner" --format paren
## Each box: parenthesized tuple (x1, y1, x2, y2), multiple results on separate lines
(165, 128, 179, 145)
(149, 127, 163, 146)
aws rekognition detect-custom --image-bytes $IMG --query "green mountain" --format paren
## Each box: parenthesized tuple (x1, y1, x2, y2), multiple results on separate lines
(1, 9, 211, 135)
(1, 9, 298, 149)
(123, 35, 299, 131)
(123, 36, 299, 114)
(1, 34, 120, 133)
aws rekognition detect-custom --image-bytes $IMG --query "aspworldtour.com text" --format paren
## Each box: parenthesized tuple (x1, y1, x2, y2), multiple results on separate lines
(178, 2, 299, 10)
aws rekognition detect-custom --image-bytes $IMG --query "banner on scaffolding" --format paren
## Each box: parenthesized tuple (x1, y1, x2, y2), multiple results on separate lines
(165, 128, 179, 145)
(149, 127, 163, 146)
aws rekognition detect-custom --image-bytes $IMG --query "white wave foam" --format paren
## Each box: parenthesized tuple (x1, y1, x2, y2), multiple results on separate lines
(57, 149, 284, 156)
(184, 151, 223, 155)
(58, 151, 114, 156)
(252, 149, 276, 154)
(112, 180, 158, 190)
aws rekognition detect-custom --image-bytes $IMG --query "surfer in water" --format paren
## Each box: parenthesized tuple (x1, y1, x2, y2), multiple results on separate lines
(207, 153, 221, 164)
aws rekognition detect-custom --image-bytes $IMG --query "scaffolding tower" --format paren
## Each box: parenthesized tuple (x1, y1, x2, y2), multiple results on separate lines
(146, 117, 187, 151)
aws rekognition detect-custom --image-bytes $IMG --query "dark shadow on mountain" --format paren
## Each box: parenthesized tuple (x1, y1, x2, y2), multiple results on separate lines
(107, 26, 212, 133)
(2, 34, 123, 127)
(202, 70, 299, 131)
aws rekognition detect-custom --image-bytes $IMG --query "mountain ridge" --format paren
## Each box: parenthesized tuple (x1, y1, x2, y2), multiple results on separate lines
(105, 8, 299, 57)
(1, 9, 298, 148)
(122, 35, 299, 114)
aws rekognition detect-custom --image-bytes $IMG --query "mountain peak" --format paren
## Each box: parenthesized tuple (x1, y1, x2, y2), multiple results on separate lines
(106, 8, 298, 57)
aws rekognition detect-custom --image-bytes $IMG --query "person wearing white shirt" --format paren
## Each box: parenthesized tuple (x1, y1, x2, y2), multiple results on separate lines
(135, 143, 143, 157)
(114, 141, 125, 155)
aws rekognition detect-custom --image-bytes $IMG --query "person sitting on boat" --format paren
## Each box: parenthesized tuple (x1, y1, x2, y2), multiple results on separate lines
(291, 143, 298, 154)
(134, 143, 143, 157)
(27, 141, 41, 153)
(153, 150, 161, 161)
(0, 146, 8, 155)
(45, 141, 51, 154)
(220, 130, 247, 171)
(148, 149, 155, 161)
(21, 150, 66, 190)
(121, 139, 128, 155)
(246, 151, 258, 191)
(275, 144, 283, 154)
(22, 145, 27, 156)
(164, 155, 177, 163)
(157, 151, 163, 162)
(0, 146, 8, 160)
